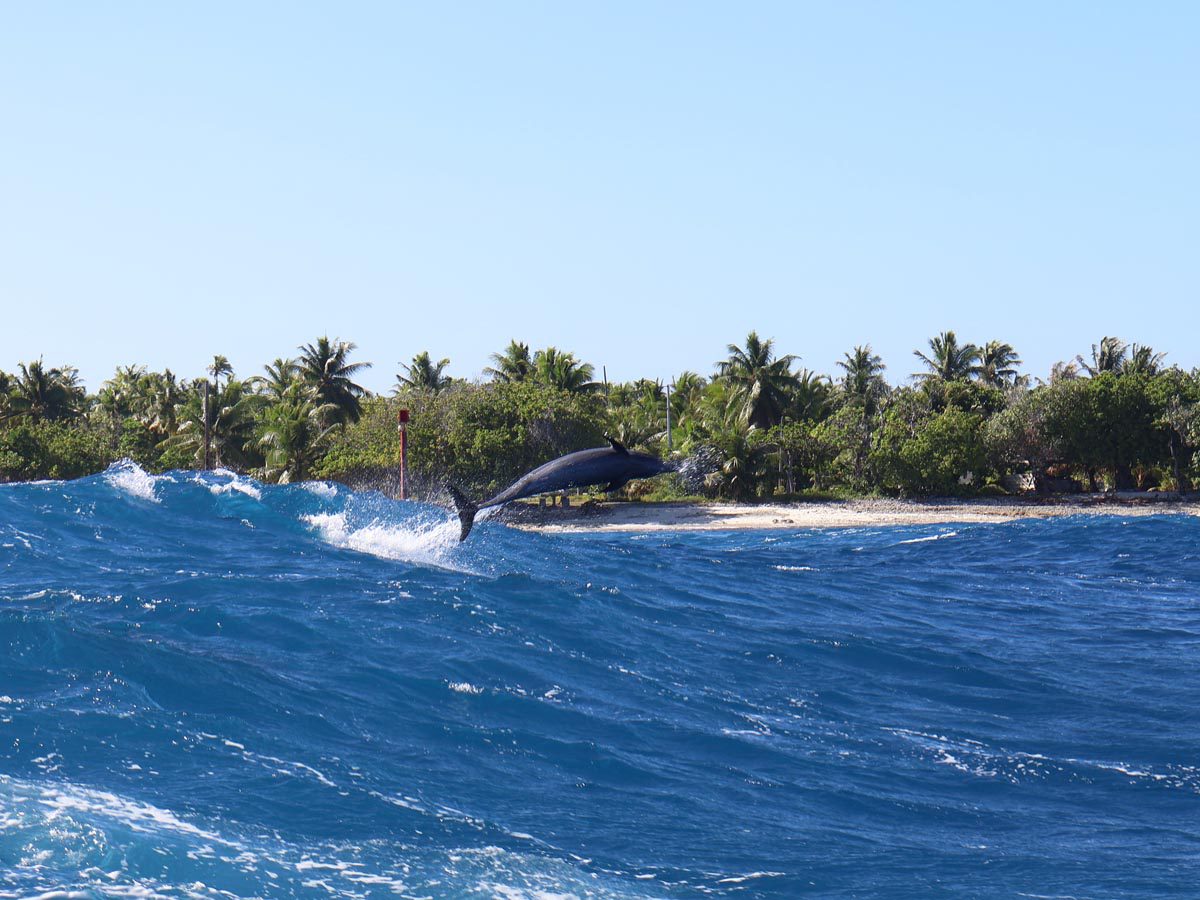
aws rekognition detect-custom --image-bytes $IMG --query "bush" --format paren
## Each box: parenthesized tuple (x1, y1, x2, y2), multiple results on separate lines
(315, 383, 607, 498)
(0, 421, 115, 481)
(872, 405, 987, 496)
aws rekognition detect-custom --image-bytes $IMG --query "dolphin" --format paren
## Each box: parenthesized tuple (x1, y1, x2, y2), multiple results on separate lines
(446, 437, 675, 541)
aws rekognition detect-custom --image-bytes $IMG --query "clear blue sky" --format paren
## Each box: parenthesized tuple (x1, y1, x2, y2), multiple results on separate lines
(1, 2, 1196, 393)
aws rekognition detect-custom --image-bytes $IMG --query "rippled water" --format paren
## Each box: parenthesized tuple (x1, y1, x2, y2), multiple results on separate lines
(1, 462, 1198, 898)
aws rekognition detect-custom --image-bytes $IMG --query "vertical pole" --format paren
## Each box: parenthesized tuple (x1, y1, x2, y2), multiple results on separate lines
(665, 382, 672, 455)
(603, 366, 609, 401)
(202, 379, 211, 471)
(398, 408, 409, 500)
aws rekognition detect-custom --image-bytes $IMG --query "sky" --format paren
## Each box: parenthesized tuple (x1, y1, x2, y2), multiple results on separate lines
(1, 2, 1196, 393)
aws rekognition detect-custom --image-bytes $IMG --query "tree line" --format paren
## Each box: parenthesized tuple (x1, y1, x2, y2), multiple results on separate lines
(2, 332, 1199, 500)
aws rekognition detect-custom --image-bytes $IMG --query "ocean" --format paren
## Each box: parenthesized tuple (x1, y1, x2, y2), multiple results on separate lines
(1, 462, 1197, 898)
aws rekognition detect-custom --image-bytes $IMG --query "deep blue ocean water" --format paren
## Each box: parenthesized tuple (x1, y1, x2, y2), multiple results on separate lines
(1, 462, 1198, 899)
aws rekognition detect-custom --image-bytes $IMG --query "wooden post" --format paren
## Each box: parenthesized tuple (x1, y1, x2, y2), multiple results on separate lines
(398, 408, 409, 500)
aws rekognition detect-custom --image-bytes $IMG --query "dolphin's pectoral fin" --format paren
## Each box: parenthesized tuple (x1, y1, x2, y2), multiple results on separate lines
(605, 435, 629, 455)
(603, 478, 630, 494)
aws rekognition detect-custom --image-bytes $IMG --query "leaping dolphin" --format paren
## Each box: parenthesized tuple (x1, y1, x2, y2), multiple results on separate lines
(446, 437, 675, 541)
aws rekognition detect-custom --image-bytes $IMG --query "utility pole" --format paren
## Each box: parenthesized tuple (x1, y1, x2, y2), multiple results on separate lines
(202, 379, 212, 470)
(665, 381, 672, 455)
(398, 408, 410, 500)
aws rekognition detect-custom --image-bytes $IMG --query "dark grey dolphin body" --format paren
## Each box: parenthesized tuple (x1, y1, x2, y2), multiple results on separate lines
(447, 438, 674, 541)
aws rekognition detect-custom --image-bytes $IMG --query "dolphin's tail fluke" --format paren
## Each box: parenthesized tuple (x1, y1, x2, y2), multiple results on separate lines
(445, 482, 479, 542)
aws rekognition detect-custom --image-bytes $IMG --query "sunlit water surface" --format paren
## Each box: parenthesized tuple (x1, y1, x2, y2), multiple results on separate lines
(1, 463, 1198, 898)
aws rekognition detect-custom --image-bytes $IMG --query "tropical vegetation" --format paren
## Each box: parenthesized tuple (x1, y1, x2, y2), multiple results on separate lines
(3, 332, 1200, 502)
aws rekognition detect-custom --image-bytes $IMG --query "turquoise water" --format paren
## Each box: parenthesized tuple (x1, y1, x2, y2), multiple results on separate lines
(1, 462, 1198, 898)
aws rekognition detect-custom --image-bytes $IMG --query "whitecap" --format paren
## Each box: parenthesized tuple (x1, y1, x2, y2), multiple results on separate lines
(302, 511, 466, 570)
(300, 481, 338, 499)
(103, 460, 161, 504)
(897, 531, 958, 545)
(206, 470, 263, 500)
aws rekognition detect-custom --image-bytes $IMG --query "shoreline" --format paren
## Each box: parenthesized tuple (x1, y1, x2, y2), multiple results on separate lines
(498, 496, 1200, 533)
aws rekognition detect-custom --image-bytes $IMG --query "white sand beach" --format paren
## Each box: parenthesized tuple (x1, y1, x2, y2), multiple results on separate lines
(505, 496, 1200, 533)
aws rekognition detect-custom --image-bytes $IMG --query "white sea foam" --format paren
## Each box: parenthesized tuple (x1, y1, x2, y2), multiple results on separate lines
(300, 481, 338, 499)
(104, 461, 162, 503)
(449, 682, 484, 694)
(716, 871, 786, 884)
(206, 469, 263, 500)
(897, 531, 958, 545)
(32, 781, 226, 844)
(2, 775, 644, 899)
(302, 511, 464, 569)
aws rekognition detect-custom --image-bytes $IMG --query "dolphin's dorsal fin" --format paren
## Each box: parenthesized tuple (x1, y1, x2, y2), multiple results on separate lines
(606, 436, 629, 455)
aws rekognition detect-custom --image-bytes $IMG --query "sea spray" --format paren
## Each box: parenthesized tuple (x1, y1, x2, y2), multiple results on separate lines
(674, 444, 723, 493)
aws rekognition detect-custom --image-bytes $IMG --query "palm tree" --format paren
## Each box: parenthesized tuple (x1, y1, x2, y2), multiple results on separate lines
(913, 331, 979, 382)
(1077, 337, 1127, 376)
(256, 397, 339, 482)
(975, 341, 1023, 387)
(296, 337, 371, 425)
(1123, 344, 1166, 376)
(632, 378, 665, 405)
(789, 369, 833, 422)
(207, 355, 234, 387)
(250, 358, 301, 402)
(396, 352, 452, 393)
(142, 370, 183, 436)
(607, 405, 661, 450)
(7, 360, 85, 423)
(838, 345, 888, 415)
(606, 382, 635, 406)
(837, 345, 889, 480)
(164, 379, 263, 469)
(1047, 360, 1080, 384)
(533, 347, 598, 393)
(98, 365, 149, 430)
(484, 340, 534, 383)
(715, 331, 799, 429)
(669, 372, 706, 426)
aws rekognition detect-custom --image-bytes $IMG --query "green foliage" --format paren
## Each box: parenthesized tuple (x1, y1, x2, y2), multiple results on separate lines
(117, 418, 164, 469)
(871, 403, 986, 496)
(315, 382, 606, 497)
(913, 331, 979, 382)
(976, 341, 1023, 387)
(1074, 373, 1160, 487)
(257, 398, 339, 482)
(715, 331, 800, 429)
(531, 347, 598, 393)
(484, 340, 534, 383)
(296, 336, 371, 425)
(7, 360, 86, 423)
(162, 379, 265, 470)
(396, 351, 453, 393)
(920, 377, 1007, 416)
(0, 421, 113, 481)
(759, 421, 840, 493)
(1, 332, 1195, 504)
